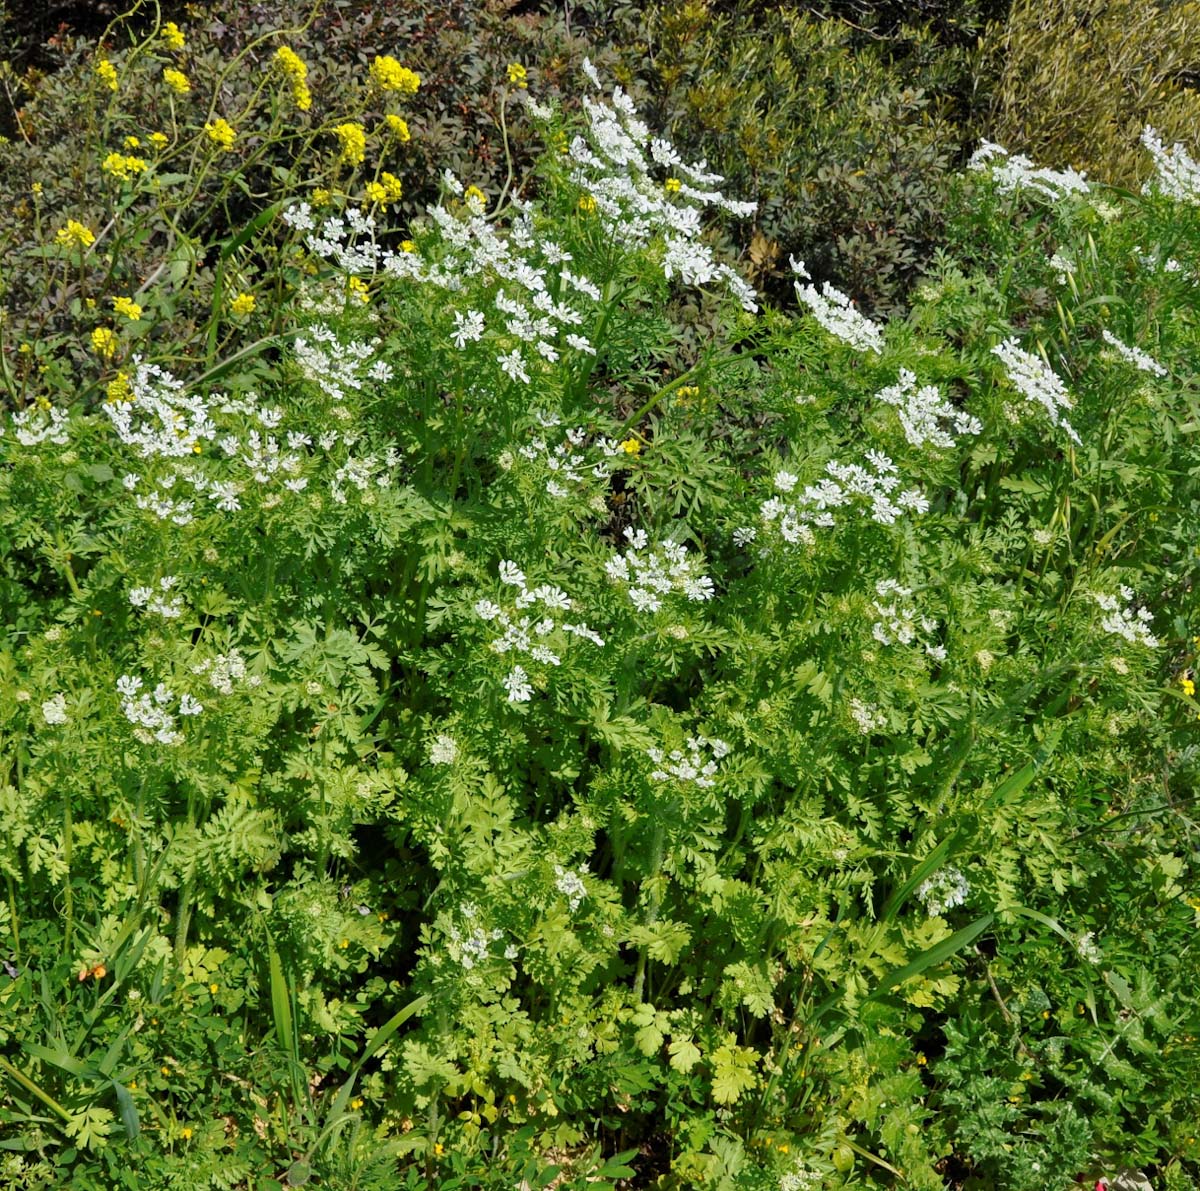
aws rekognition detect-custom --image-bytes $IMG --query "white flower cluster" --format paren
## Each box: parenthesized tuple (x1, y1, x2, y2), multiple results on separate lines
(1075, 931, 1102, 965)
(41, 693, 69, 725)
(605, 528, 714, 612)
(429, 733, 458, 765)
(756, 453, 928, 547)
(1100, 329, 1167, 378)
(569, 62, 759, 313)
(848, 697, 887, 736)
(968, 141, 1089, 201)
(871, 580, 945, 662)
(780, 1165, 822, 1191)
(1093, 586, 1158, 648)
(1140, 126, 1200, 204)
(553, 864, 588, 912)
(286, 204, 378, 270)
(647, 734, 730, 788)
(291, 193, 603, 387)
(128, 575, 184, 619)
(475, 561, 604, 702)
(991, 337, 1080, 445)
(875, 370, 982, 449)
(116, 674, 202, 746)
(445, 904, 509, 970)
(517, 411, 623, 500)
(8, 403, 70, 446)
(191, 649, 260, 694)
(330, 443, 400, 504)
(790, 257, 884, 353)
(1048, 252, 1074, 285)
(916, 866, 970, 916)
(111, 366, 312, 521)
(293, 323, 393, 402)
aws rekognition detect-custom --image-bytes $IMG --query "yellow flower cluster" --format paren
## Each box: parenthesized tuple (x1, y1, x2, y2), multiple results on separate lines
(149, 132, 169, 150)
(664, 177, 681, 194)
(161, 22, 185, 51)
(95, 59, 118, 92)
(506, 63, 527, 88)
(1181, 673, 1196, 698)
(464, 184, 486, 210)
(274, 47, 312, 112)
(102, 152, 148, 181)
(112, 296, 142, 321)
(348, 277, 370, 305)
(619, 437, 642, 455)
(369, 56, 420, 94)
(162, 68, 191, 95)
(230, 292, 256, 315)
(91, 327, 118, 358)
(55, 220, 96, 249)
(333, 122, 366, 166)
(365, 172, 403, 205)
(385, 114, 411, 143)
(105, 372, 133, 404)
(578, 194, 596, 213)
(204, 119, 237, 151)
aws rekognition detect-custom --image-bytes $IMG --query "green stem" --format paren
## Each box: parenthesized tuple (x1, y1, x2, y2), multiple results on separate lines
(0, 1055, 73, 1122)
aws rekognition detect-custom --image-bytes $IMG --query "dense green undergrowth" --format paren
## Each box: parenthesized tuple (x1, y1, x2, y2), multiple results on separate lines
(1, 4, 1199, 1190)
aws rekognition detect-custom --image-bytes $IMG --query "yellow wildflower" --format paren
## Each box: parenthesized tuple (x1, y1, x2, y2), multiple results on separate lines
(92, 327, 119, 358)
(230, 292, 256, 316)
(102, 152, 148, 181)
(204, 119, 237, 151)
(1181, 675, 1195, 698)
(161, 22, 186, 51)
(96, 59, 118, 92)
(31, 181, 42, 196)
(348, 277, 370, 305)
(333, 122, 366, 166)
(123, 135, 140, 149)
(400, 240, 416, 253)
(619, 437, 642, 455)
(369, 56, 420, 95)
(112, 296, 143, 321)
(162, 68, 191, 95)
(312, 188, 331, 207)
(433, 1143, 444, 1157)
(105, 372, 132, 404)
(340, 937, 350, 949)
(664, 177, 681, 193)
(365, 172, 403, 205)
(149, 132, 169, 150)
(385, 114, 411, 143)
(274, 47, 312, 112)
(578, 194, 596, 214)
(209, 983, 219, 994)
(464, 185, 486, 210)
(350, 1098, 363, 1110)
(180, 1127, 193, 1141)
(506, 63, 528, 88)
(55, 220, 95, 249)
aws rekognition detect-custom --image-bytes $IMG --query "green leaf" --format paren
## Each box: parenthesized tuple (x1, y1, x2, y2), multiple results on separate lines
(710, 1042, 758, 1105)
(868, 914, 994, 1001)
(668, 1035, 702, 1073)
